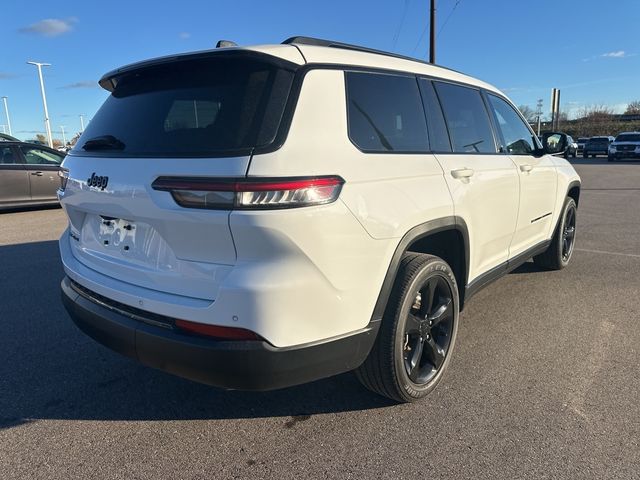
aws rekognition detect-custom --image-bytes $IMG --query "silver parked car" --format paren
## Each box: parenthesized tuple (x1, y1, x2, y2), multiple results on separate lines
(0, 141, 65, 210)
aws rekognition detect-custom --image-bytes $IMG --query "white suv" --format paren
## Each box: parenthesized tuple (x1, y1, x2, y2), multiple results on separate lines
(58, 37, 581, 402)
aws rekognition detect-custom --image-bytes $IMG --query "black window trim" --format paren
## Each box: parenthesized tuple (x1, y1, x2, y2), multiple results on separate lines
(417, 78, 452, 153)
(70, 59, 529, 160)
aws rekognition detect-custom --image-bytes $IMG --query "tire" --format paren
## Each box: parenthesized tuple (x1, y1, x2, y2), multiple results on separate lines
(608, 155, 614, 162)
(572, 150, 577, 158)
(355, 253, 459, 402)
(533, 197, 577, 270)
(583, 151, 588, 158)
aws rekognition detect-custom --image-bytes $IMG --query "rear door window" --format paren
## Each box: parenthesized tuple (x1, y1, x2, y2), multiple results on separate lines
(345, 72, 429, 152)
(73, 56, 295, 157)
(434, 82, 497, 154)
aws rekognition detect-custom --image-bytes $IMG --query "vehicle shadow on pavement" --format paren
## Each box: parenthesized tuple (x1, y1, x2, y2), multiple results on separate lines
(569, 158, 640, 166)
(0, 241, 393, 430)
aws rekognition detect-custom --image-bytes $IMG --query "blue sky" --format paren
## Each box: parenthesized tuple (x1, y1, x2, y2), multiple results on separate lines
(1, 0, 639, 141)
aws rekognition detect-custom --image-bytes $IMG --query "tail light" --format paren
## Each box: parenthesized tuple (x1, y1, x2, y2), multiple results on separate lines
(58, 168, 69, 191)
(175, 319, 261, 340)
(151, 176, 344, 210)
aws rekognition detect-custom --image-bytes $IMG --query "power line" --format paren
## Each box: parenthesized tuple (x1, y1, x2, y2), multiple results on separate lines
(392, 0, 411, 50)
(437, 0, 462, 38)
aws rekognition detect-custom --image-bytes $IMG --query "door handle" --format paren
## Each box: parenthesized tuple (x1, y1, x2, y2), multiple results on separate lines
(519, 164, 533, 173)
(30, 171, 44, 176)
(451, 168, 474, 179)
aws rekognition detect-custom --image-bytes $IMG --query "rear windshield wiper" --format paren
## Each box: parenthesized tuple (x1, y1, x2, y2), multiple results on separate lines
(82, 135, 125, 151)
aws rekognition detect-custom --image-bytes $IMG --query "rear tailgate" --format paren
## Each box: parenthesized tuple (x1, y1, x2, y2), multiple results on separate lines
(61, 156, 247, 300)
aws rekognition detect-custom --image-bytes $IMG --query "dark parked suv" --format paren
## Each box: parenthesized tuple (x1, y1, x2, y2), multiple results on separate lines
(608, 132, 640, 161)
(583, 136, 614, 158)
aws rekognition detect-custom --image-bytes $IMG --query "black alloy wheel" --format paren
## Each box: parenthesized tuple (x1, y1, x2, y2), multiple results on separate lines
(403, 276, 454, 384)
(355, 253, 459, 402)
(561, 202, 576, 262)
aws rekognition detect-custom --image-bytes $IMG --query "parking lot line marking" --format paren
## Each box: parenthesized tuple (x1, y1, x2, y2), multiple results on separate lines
(576, 248, 640, 259)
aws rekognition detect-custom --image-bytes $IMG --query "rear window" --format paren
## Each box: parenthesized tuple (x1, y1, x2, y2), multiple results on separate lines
(615, 134, 640, 142)
(345, 72, 429, 152)
(72, 56, 295, 157)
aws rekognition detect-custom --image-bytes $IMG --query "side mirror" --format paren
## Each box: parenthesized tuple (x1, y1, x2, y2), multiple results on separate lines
(541, 132, 568, 155)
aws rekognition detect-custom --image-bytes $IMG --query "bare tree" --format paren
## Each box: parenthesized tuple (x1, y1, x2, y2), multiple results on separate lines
(577, 104, 615, 120)
(35, 134, 47, 144)
(625, 101, 640, 115)
(517, 105, 537, 123)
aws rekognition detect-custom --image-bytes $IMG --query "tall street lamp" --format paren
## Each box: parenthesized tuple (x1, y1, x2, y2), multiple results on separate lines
(27, 61, 53, 148)
(60, 125, 67, 145)
(1, 96, 12, 136)
(79, 114, 85, 132)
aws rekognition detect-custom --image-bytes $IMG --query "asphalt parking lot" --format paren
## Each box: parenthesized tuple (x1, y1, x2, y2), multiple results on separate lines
(1, 158, 638, 479)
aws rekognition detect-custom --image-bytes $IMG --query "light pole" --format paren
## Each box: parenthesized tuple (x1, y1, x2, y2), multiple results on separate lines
(79, 114, 85, 132)
(27, 61, 53, 148)
(0, 124, 6, 134)
(60, 125, 67, 145)
(1, 96, 12, 136)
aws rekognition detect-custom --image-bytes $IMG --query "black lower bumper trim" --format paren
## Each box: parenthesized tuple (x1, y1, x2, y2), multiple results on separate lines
(61, 276, 379, 391)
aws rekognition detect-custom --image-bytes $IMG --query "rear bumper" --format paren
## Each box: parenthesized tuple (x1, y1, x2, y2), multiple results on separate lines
(61, 276, 379, 390)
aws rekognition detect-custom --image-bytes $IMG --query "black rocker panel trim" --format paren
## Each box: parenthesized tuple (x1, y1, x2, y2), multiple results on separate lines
(464, 240, 551, 302)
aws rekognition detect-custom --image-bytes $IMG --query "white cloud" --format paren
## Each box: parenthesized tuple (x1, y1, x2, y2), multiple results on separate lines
(60, 81, 98, 89)
(179, 32, 191, 40)
(19, 18, 77, 37)
(602, 51, 626, 58)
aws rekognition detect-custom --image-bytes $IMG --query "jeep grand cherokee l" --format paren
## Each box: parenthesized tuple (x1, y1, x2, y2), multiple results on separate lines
(58, 37, 580, 402)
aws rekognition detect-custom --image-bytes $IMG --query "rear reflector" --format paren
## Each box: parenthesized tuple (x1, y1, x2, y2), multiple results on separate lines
(152, 176, 344, 210)
(175, 319, 261, 340)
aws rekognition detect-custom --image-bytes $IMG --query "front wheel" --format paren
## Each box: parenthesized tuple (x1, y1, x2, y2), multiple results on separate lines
(583, 151, 588, 158)
(533, 197, 577, 270)
(355, 253, 459, 402)
(608, 155, 615, 162)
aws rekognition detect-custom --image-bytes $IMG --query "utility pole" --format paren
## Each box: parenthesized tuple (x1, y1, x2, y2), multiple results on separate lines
(60, 125, 67, 145)
(536, 99, 543, 136)
(27, 61, 53, 148)
(550, 88, 561, 131)
(79, 114, 85, 132)
(429, 0, 436, 64)
(1, 96, 12, 136)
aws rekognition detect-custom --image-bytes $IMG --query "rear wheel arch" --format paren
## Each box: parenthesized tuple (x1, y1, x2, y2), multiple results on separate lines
(567, 181, 581, 207)
(370, 217, 470, 323)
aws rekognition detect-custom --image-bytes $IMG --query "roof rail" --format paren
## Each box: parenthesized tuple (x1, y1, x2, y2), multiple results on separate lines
(282, 36, 439, 68)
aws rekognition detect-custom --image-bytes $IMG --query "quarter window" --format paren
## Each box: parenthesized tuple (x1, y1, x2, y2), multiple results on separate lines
(487, 94, 537, 155)
(346, 72, 429, 152)
(434, 82, 496, 154)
